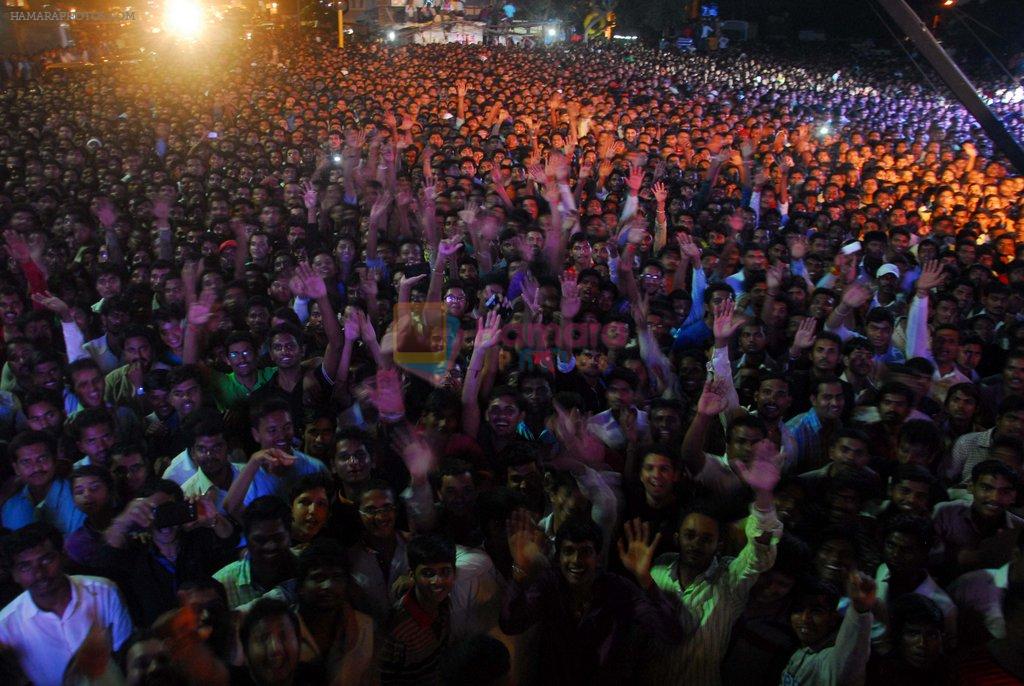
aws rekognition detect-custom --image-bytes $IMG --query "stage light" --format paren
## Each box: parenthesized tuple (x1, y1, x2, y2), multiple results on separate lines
(942, 0, 955, 6)
(386, 30, 396, 41)
(163, 0, 205, 40)
(546, 27, 556, 37)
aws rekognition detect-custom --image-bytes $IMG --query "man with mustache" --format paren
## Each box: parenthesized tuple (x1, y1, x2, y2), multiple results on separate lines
(1, 430, 85, 534)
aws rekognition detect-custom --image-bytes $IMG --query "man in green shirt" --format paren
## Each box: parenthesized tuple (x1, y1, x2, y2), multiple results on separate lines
(184, 322, 273, 413)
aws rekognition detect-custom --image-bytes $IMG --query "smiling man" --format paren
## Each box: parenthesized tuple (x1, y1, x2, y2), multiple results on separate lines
(932, 459, 1022, 580)
(0, 522, 133, 685)
(501, 516, 686, 684)
(380, 534, 456, 686)
(214, 496, 297, 609)
(220, 400, 327, 521)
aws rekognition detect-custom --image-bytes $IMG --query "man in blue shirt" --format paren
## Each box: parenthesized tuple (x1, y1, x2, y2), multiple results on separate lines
(1, 430, 85, 534)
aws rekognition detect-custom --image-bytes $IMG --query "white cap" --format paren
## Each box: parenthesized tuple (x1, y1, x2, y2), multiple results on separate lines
(876, 263, 900, 280)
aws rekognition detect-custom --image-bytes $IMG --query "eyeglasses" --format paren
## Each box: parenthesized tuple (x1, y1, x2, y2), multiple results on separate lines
(359, 504, 396, 517)
(228, 350, 255, 360)
(444, 294, 467, 303)
(336, 450, 370, 463)
(192, 443, 227, 457)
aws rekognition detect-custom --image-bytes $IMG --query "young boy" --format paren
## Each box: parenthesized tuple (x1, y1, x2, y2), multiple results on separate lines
(781, 572, 876, 685)
(379, 534, 456, 686)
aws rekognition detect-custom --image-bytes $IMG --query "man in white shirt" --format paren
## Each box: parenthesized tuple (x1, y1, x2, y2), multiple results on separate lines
(0, 522, 133, 686)
(647, 438, 783, 685)
(781, 573, 876, 686)
(872, 515, 957, 650)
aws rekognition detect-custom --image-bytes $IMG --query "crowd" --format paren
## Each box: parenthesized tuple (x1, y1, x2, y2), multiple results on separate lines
(0, 23, 1023, 686)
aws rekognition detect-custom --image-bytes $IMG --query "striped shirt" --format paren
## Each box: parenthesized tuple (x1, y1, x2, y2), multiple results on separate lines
(646, 505, 782, 686)
(379, 592, 450, 686)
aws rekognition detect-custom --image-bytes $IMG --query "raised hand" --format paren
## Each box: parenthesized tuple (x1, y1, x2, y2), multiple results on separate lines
(520, 272, 541, 316)
(791, 316, 817, 352)
(32, 291, 72, 322)
(254, 448, 296, 473)
(712, 299, 747, 345)
(368, 368, 405, 418)
(617, 518, 662, 590)
(294, 261, 328, 299)
(116, 496, 155, 531)
(490, 164, 506, 187)
(546, 151, 570, 183)
(437, 236, 463, 260)
(652, 181, 668, 206)
(626, 164, 644, 194)
(788, 234, 808, 261)
(3, 229, 31, 263)
(915, 260, 943, 295)
(697, 377, 730, 417)
(397, 272, 427, 298)
(344, 128, 366, 152)
(474, 309, 503, 350)
(370, 191, 393, 225)
(840, 282, 873, 309)
(93, 198, 118, 228)
(343, 308, 362, 343)
(527, 163, 547, 185)
(676, 232, 702, 264)
(187, 289, 217, 328)
(359, 268, 380, 300)
(184, 493, 218, 531)
(395, 188, 414, 208)
(393, 426, 436, 483)
(551, 401, 603, 466)
(302, 181, 318, 210)
(507, 508, 545, 576)
(847, 571, 878, 614)
(560, 273, 581, 320)
(734, 439, 782, 495)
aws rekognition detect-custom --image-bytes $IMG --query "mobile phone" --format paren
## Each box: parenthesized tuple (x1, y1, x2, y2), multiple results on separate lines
(403, 263, 431, 278)
(207, 132, 218, 139)
(152, 501, 197, 529)
(841, 241, 862, 255)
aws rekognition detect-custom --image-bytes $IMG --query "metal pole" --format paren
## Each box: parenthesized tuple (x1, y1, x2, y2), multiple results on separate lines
(876, 0, 1024, 174)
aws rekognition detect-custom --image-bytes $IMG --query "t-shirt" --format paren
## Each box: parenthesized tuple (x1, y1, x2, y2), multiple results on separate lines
(211, 366, 277, 412)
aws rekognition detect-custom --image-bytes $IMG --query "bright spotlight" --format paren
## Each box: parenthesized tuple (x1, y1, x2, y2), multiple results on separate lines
(546, 27, 556, 37)
(164, 0, 204, 40)
(386, 30, 396, 41)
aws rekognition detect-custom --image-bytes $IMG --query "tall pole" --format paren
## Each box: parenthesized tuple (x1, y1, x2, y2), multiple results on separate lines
(876, 0, 1024, 174)
(338, 8, 344, 47)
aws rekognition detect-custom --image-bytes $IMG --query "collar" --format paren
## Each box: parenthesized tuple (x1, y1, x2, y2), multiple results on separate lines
(26, 575, 76, 619)
(402, 590, 442, 629)
(674, 554, 721, 587)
